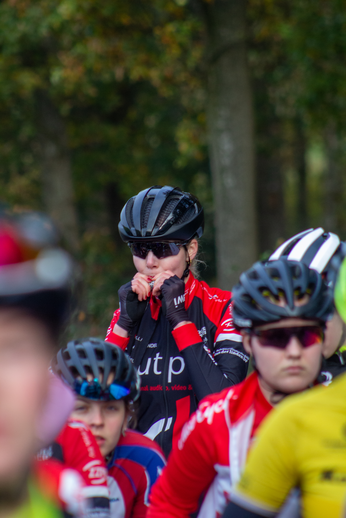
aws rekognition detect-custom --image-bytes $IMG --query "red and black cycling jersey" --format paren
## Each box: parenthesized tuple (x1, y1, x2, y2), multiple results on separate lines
(105, 273, 249, 458)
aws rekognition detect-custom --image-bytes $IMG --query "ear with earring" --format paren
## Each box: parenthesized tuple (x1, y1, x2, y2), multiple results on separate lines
(182, 255, 191, 280)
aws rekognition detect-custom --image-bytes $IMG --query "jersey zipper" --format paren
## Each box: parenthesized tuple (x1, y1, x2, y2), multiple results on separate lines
(159, 322, 170, 451)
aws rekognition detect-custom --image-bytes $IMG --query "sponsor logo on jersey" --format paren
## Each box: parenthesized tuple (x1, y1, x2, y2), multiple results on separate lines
(83, 460, 108, 485)
(321, 470, 346, 483)
(147, 342, 158, 348)
(178, 389, 234, 449)
(221, 318, 235, 330)
(138, 352, 185, 383)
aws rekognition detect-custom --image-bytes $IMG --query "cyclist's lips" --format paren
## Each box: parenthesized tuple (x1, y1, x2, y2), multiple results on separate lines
(94, 435, 106, 446)
(284, 365, 305, 374)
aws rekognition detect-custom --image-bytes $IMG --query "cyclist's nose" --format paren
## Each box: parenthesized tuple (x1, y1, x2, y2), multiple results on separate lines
(89, 406, 104, 428)
(285, 336, 303, 357)
(146, 250, 158, 267)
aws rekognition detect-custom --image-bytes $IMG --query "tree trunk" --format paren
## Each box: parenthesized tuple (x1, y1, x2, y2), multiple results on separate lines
(36, 91, 79, 253)
(105, 182, 126, 249)
(295, 117, 308, 231)
(324, 126, 341, 233)
(257, 130, 285, 253)
(203, 0, 257, 289)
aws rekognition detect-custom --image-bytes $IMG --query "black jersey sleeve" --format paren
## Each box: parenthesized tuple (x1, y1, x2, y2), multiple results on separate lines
(172, 322, 249, 401)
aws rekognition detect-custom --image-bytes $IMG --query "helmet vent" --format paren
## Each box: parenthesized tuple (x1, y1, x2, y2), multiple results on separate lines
(175, 206, 195, 225)
(156, 199, 179, 228)
(141, 198, 154, 229)
(125, 198, 135, 228)
(63, 350, 71, 361)
(95, 348, 104, 361)
(77, 349, 86, 359)
(70, 366, 80, 379)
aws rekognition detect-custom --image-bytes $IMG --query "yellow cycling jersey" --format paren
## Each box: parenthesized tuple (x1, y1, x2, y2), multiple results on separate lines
(232, 373, 346, 518)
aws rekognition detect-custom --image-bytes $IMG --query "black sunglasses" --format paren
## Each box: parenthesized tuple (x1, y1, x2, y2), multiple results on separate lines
(252, 326, 324, 349)
(128, 241, 188, 260)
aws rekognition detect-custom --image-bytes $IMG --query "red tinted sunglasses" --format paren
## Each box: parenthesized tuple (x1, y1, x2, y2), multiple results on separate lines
(252, 326, 324, 349)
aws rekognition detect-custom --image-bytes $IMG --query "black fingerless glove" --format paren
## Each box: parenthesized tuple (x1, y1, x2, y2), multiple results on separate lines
(117, 282, 148, 334)
(161, 275, 188, 329)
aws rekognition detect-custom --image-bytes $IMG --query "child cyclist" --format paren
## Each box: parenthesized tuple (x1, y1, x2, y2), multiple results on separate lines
(53, 338, 166, 518)
(148, 258, 333, 518)
(105, 186, 249, 457)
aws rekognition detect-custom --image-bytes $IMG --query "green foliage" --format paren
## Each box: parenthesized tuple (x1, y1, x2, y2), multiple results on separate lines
(1, 0, 346, 335)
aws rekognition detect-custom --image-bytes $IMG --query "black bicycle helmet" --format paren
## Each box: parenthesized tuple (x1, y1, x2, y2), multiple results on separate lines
(232, 259, 334, 329)
(118, 185, 204, 242)
(0, 211, 73, 334)
(53, 338, 140, 402)
(269, 228, 342, 277)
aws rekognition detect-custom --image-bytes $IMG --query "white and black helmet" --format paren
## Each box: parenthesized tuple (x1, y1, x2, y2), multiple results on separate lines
(269, 228, 342, 278)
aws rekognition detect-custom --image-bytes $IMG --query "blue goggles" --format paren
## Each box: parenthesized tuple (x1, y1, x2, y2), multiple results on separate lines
(74, 379, 131, 401)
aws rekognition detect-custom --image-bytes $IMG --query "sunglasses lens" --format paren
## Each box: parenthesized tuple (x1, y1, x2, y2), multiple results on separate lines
(152, 243, 181, 258)
(255, 326, 324, 349)
(75, 380, 102, 399)
(129, 243, 148, 259)
(74, 380, 130, 401)
(256, 329, 287, 348)
(300, 327, 324, 347)
(109, 384, 130, 400)
(129, 242, 182, 259)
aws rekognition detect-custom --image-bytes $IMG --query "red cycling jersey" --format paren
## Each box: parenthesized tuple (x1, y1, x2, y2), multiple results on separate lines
(107, 429, 166, 518)
(37, 420, 110, 517)
(148, 372, 272, 518)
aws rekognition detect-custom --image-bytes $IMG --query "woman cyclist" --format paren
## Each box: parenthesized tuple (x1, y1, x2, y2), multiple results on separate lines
(148, 258, 333, 518)
(269, 227, 346, 384)
(105, 185, 249, 457)
(53, 338, 166, 518)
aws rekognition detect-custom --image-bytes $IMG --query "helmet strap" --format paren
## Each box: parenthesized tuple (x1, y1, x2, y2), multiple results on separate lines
(182, 252, 191, 280)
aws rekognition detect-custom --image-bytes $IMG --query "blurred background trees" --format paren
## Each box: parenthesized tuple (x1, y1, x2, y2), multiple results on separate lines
(0, 0, 345, 335)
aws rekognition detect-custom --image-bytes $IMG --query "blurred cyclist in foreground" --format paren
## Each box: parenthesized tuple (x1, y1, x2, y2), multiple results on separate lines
(0, 210, 82, 517)
(222, 255, 346, 518)
(148, 258, 333, 518)
(53, 338, 166, 518)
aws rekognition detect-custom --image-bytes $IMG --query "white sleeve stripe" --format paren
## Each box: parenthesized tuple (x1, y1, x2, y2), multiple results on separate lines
(215, 333, 242, 343)
(82, 486, 110, 498)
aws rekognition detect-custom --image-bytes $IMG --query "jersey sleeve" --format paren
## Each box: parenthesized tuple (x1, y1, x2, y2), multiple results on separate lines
(57, 422, 110, 517)
(148, 399, 218, 518)
(172, 302, 249, 401)
(105, 310, 129, 350)
(231, 402, 299, 516)
(212, 301, 249, 383)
